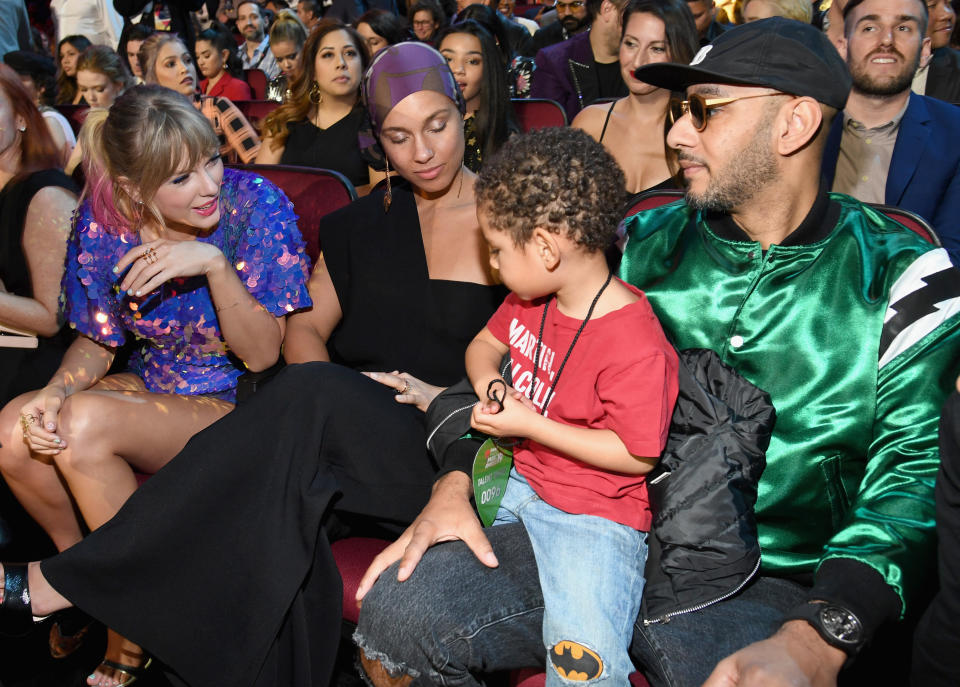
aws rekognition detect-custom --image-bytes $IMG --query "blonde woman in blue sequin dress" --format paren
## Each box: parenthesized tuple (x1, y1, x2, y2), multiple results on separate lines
(0, 84, 311, 687)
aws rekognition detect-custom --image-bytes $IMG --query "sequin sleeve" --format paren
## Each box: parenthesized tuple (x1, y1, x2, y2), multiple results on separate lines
(226, 171, 312, 317)
(60, 202, 127, 347)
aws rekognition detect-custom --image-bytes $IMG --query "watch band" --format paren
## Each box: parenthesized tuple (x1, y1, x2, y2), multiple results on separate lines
(784, 600, 865, 665)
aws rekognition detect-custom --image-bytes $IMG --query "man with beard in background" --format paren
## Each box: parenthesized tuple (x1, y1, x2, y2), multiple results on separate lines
(532, 0, 591, 51)
(822, 0, 960, 265)
(236, 0, 280, 78)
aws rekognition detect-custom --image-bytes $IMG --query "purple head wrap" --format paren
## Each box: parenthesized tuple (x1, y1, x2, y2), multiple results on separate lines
(357, 42, 466, 165)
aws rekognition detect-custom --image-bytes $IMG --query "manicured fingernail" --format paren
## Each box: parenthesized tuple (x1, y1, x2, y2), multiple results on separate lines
(135, 290, 141, 297)
(54, 438, 61, 444)
(127, 289, 134, 295)
(112, 266, 119, 274)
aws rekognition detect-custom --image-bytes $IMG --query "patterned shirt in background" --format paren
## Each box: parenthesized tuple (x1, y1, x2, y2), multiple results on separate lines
(195, 94, 261, 163)
(61, 169, 312, 401)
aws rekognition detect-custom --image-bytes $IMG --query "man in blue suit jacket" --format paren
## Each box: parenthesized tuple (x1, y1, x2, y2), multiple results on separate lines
(822, 0, 960, 266)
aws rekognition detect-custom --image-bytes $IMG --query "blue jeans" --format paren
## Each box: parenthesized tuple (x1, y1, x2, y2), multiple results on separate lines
(355, 522, 808, 687)
(493, 469, 648, 687)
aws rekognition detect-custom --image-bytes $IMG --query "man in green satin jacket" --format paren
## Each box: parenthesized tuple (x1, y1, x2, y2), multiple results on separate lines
(354, 16, 960, 687)
(623, 15, 960, 687)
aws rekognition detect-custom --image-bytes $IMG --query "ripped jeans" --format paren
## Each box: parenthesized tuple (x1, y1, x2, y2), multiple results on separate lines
(494, 468, 649, 687)
(354, 470, 648, 687)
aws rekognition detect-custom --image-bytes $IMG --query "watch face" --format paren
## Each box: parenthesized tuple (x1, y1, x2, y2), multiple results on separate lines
(819, 605, 863, 644)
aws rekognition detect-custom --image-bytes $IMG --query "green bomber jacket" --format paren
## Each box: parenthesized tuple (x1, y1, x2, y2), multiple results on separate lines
(620, 191, 960, 632)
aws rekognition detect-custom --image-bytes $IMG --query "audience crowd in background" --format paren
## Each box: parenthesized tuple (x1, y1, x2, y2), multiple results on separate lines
(0, 0, 959, 685)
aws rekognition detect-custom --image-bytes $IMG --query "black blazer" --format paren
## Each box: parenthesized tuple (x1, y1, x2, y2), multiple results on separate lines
(926, 47, 960, 105)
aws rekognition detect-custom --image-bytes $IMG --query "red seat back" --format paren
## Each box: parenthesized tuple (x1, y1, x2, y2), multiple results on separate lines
(869, 204, 941, 246)
(227, 164, 358, 264)
(331, 537, 391, 624)
(55, 104, 89, 135)
(232, 99, 282, 133)
(512, 98, 567, 131)
(623, 189, 684, 219)
(244, 68, 268, 99)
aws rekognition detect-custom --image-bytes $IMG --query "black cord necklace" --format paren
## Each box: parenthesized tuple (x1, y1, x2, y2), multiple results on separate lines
(530, 271, 614, 415)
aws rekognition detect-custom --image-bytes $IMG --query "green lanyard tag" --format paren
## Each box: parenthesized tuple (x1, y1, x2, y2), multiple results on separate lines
(472, 438, 513, 527)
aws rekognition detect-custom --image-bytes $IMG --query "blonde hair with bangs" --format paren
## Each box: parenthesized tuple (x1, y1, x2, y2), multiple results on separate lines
(139, 32, 190, 86)
(80, 85, 220, 232)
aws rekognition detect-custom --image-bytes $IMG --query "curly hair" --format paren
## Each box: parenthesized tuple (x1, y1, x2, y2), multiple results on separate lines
(475, 128, 627, 252)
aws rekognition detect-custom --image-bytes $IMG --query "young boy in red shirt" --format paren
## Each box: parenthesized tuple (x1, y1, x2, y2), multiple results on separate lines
(466, 127, 679, 687)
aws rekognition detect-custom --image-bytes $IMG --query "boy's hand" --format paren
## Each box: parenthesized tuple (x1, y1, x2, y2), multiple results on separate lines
(471, 389, 540, 438)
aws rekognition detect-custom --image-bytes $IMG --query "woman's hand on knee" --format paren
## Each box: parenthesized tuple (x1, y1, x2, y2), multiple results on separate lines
(18, 386, 67, 454)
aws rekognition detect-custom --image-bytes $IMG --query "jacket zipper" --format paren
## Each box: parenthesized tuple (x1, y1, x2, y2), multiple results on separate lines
(425, 403, 475, 450)
(568, 60, 588, 111)
(642, 555, 762, 626)
(424, 358, 512, 451)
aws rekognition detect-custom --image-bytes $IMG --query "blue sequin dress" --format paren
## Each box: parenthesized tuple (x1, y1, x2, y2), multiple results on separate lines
(61, 168, 312, 402)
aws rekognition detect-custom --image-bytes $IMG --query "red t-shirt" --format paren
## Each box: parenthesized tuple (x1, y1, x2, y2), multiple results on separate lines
(485, 281, 678, 530)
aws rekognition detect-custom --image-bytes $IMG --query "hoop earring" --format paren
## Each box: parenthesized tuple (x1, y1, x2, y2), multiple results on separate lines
(383, 157, 392, 213)
(309, 81, 323, 105)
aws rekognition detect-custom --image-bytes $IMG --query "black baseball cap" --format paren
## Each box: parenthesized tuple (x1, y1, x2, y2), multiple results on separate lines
(634, 17, 851, 110)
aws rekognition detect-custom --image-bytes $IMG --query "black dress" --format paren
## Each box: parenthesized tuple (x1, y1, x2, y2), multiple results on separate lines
(279, 106, 369, 188)
(0, 169, 78, 406)
(41, 182, 506, 687)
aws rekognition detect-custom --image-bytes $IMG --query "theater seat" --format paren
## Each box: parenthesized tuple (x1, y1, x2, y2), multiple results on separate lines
(869, 204, 941, 245)
(232, 99, 282, 133)
(332, 537, 391, 625)
(244, 68, 268, 99)
(226, 163, 358, 264)
(54, 104, 89, 136)
(512, 98, 567, 131)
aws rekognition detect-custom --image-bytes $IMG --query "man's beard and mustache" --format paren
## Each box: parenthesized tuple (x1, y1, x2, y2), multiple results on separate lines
(850, 45, 921, 96)
(680, 112, 780, 213)
(561, 14, 588, 33)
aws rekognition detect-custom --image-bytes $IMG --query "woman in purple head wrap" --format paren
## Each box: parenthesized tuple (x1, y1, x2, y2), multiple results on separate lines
(0, 41, 506, 687)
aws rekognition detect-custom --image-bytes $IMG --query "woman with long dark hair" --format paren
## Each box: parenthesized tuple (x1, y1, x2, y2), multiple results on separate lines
(572, 0, 698, 192)
(55, 34, 92, 105)
(195, 24, 253, 100)
(436, 20, 516, 171)
(355, 8, 411, 55)
(256, 20, 374, 189)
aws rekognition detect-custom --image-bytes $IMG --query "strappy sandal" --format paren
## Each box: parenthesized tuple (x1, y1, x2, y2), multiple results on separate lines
(49, 607, 94, 658)
(0, 562, 49, 637)
(93, 657, 153, 687)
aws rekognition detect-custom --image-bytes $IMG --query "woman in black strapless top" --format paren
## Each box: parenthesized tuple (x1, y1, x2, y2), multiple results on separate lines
(5, 43, 505, 687)
(571, 0, 698, 194)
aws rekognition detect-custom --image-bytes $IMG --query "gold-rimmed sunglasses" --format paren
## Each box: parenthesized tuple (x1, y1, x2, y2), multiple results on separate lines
(668, 92, 791, 131)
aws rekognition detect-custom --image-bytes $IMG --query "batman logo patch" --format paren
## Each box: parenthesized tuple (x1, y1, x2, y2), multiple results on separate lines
(549, 641, 603, 681)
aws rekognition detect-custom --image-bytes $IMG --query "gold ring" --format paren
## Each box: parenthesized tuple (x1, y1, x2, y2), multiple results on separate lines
(19, 413, 37, 434)
(398, 381, 410, 395)
(142, 247, 159, 265)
